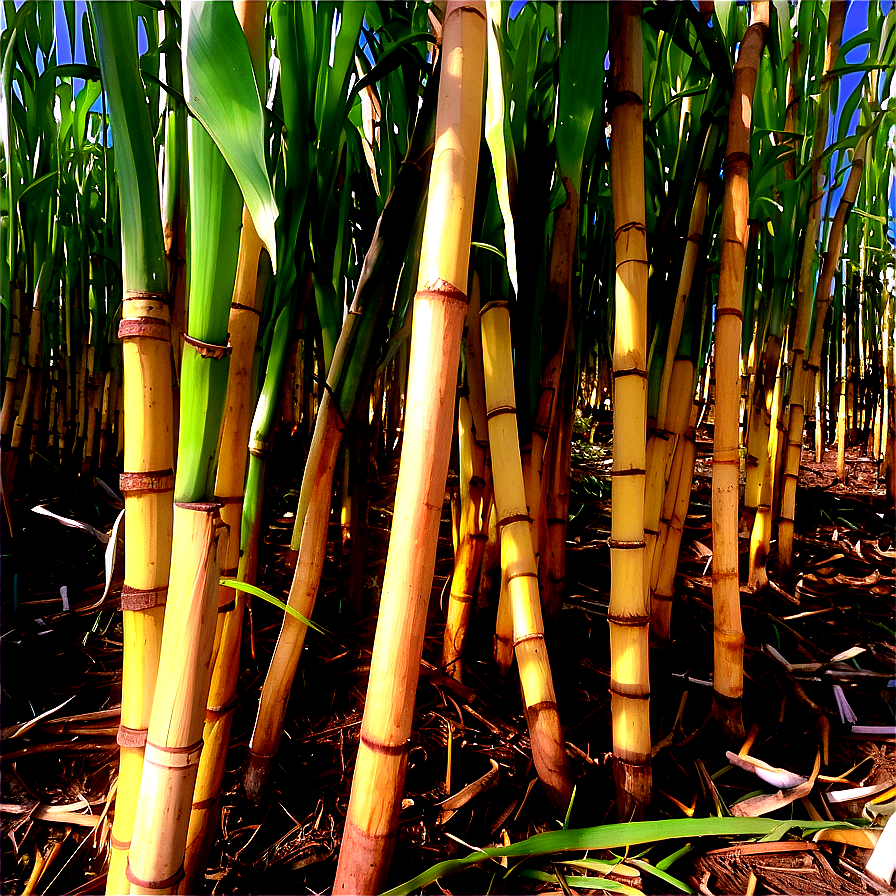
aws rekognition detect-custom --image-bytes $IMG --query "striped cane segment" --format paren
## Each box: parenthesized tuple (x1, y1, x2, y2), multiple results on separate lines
(711, 1, 769, 739)
(127, 503, 227, 895)
(481, 298, 572, 812)
(334, 4, 486, 890)
(608, 1, 651, 817)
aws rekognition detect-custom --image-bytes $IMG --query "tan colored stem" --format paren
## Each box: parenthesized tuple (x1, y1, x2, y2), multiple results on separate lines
(108, 291, 174, 896)
(779, 132, 866, 580)
(480, 299, 572, 812)
(182, 202, 265, 893)
(711, 1, 768, 740)
(333, 6, 485, 891)
(609, 0, 652, 817)
(244, 409, 344, 801)
(443, 275, 492, 680)
(127, 504, 226, 896)
(776, 0, 846, 579)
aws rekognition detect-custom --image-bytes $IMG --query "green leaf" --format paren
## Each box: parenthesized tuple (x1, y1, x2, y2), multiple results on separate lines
(182, 0, 278, 271)
(346, 30, 434, 109)
(519, 869, 642, 894)
(485, 0, 518, 297)
(220, 578, 330, 636)
(382, 818, 860, 895)
(627, 858, 694, 894)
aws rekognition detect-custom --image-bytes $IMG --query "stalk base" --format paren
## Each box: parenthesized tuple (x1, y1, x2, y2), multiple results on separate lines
(613, 759, 651, 821)
(243, 751, 274, 805)
(711, 691, 745, 742)
(333, 818, 396, 895)
(525, 701, 573, 813)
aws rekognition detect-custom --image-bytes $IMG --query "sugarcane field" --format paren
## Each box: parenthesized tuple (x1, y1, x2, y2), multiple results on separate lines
(2, 0, 896, 894)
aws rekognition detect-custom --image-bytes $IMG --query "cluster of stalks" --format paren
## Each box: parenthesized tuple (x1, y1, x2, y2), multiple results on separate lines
(2, 0, 894, 893)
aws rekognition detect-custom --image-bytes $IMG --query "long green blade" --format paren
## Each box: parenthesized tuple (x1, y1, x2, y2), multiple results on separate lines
(382, 818, 861, 895)
(182, 0, 278, 271)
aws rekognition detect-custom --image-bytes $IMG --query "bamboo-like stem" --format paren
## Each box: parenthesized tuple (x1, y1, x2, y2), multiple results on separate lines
(443, 275, 491, 680)
(776, 0, 846, 580)
(747, 342, 783, 591)
(608, 0, 652, 817)
(541, 338, 575, 621)
(652, 403, 699, 643)
(1, 283, 22, 440)
(711, 0, 768, 740)
(643, 159, 712, 580)
(779, 132, 867, 579)
(649, 358, 697, 641)
(126, 0, 247, 873)
(836, 303, 848, 483)
(525, 178, 578, 609)
(181, 209, 265, 893)
(180, 5, 268, 883)
(243, 408, 343, 800)
(11, 267, 45, 456)
(494, 557, 514, 674)
(333, 6, 485, 890)
(244, 86, 437, 803)
(884, 289, 894, 502)
(480, 298, 572, 811)
(89, 4, 175, 891)
(127, 504, 226, 896)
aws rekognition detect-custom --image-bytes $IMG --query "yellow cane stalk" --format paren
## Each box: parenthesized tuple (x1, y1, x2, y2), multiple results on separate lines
(645, 173, 711, 579)
(608, 0, 652, 817)
(884, 290, 895, 501)
(649, 354, 696, 602)
(109, 307, 173, 895)
(333, 6, 485, 891)
(776, 0, 846, 580)
(87, 2, 177, 887)
(836, 310, 848, 483)
(747, 345, 783, 591)
(480, 298, 573, 812)
(182, 204, 266, 893)
(443, 276, 492, 680)
(126, 505, 227, 896)
(652, 403, 699, 643)
(711, 0, 768, 740)
(779, 132, 867, 577)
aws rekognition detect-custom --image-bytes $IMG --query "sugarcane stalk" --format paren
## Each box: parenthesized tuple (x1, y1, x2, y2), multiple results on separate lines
(779, 131, 867, 577)
(711, 0, 768, 741)
(333, 5, 485, 890)
(179, 22, 270, 885)
(181, 200, 266, 893)
(776, 0, 846, 580)
(480, 297, 573, 809)
(443, 273, 491, 680)
(541, 335, 575, 621)
(126, 1, 249, 876)
(836, 297, 848, 483)
(1, 282, 21, 440)
(243, 83, 437, 805)
(87, 6, 175, 893)
(652, 401, 699, 643)
(608, 0, 652, 817)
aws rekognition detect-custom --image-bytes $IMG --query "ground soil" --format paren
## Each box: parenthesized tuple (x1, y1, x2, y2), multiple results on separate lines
(1, 429, 893, 895)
